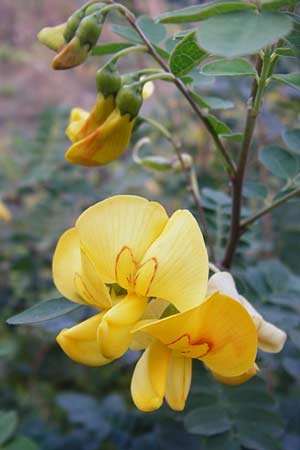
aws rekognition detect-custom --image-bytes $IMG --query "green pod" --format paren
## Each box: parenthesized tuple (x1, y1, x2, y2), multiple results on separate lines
(85, 2, 107, 15)
(96, 64, 122, 97)
(63, 9, 85, 43)
(76, 12, 104, 49)
(116, 84, 143, 118)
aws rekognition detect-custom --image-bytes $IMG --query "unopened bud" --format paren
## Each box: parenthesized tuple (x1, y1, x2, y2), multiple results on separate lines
(85, 2, 107, 15)
(172, 153, 193, 171)
(52, 36, 89, 70)
(76, 12, 104, 49)
(140, 156, 173, 171)
(64, 9, 85, 43)
(38, 23, 66, 52)
(116, 84, 143, 118)
(96, 64, 121, 97)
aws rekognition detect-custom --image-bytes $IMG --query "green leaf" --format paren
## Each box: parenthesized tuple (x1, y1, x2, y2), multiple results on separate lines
(92, 42, 134, 56)
(110, 24, 141, 43)
(169, 32, 208, 77)
(207, 115, 232, 134)
(3, 436, 38, 450)
(220, 132, 243, 142)
(0, 411, 18, 446)
(184, 405, 231, 436)
(202, 96, 234, 110)
(243, 181, 268, 199)
(259, 145, 299, 179)
(201, 58, 256, 77)
(261, 0, 297, 10)
(272, 73, 300, 92)
(283, 128, 300, 154)
(285, 25, 300, 59)
(156, 1, 257, 24)
(137, 16, 167, 45)
(6, 298, 81, 325)
(196, 11, 293, 57)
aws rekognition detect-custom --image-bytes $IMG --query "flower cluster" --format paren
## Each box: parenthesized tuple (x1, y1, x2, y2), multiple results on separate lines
(53, 195, 286, 412)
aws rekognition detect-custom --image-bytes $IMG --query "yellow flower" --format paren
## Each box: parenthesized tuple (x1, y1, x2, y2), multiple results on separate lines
(130, 292, 258, 412)
(65, 94, 115, 143)
(52, 36, 90, 70)
(207, 272, 287, 354)
(0, 201, 12, 222)
(53, 195, 208, 364)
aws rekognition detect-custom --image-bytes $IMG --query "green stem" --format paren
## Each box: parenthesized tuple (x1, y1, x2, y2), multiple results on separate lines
(240, 186, 300, 232)
(141, 117, 216, 262)
(108, 45, 147, 63)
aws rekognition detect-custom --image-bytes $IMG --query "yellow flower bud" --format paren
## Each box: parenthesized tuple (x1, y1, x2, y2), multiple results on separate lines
(37, 23, 66, 52)
(51, 36, 89, 70)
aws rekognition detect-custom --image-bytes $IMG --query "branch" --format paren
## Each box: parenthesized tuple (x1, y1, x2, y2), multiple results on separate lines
(240, 186, 300, 232)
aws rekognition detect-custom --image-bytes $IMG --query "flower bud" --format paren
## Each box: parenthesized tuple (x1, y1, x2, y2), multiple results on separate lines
(52, 36, 89, 70)
(85, 2, 107, 15)
(37, 23, 66, 52)
(172, 153, 193, 171)
(96, 64, 122, 97)
(76, 12, 104, 49)
(64, 9, 85, 43)
(116, 84, 143, 119)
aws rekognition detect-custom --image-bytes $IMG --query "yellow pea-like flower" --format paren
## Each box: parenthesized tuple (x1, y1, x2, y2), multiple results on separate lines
(52, 195, 208, 364)
(0, 201, 12, 222)
(207, 272, 287, 354)
(130, 292, 258, 412)
(37, 23, 66, 52)
(51, 36, 90, 70)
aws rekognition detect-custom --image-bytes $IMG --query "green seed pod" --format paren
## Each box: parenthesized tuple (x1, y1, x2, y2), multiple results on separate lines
(116, 84, 143, 118)
(63, 9, 85, 43)
(96, 64, 122, 97)
(85, 2, 107, 15)
(76, 12, 104, 49)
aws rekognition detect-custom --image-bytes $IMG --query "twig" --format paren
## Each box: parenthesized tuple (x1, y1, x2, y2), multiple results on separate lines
(240, 186, 300, 232)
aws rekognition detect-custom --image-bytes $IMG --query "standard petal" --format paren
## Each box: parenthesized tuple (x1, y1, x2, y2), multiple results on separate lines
(97, 294, 147, 359)
(56, 313, 111, 366)
(165, 354, 192, 411)
(131, 340, 171, 412)
(212, 363, 258, 386)
(65, 110, 134, 166)
(135, 210, 208, 311)
(52, 227, 83, 304)
(76, 195, 168, 285)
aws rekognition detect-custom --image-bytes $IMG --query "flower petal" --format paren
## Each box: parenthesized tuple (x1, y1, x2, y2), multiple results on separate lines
(136, 293, 257, 377)
(66, 108, 89, 142)
(76, 195, 168, 285)
(65, 110, 134, 166)
(257, 320, 287, 353)
(135, 210, 208, 311)
(131, 340, 171, 412)
(212, 363, 258, 386)
(165, 354, 192, 411)
(76, 94, 115, 141)
(52, 227, 111, 308)
(98, 294, 147, 359)
(56, 313, 111, 366)
(52, 228, 84, 304)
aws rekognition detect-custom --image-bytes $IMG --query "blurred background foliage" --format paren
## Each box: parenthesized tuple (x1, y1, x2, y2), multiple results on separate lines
(1, 0, 300, 449)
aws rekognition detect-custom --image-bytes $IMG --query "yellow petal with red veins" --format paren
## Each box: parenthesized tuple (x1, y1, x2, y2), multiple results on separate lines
(212, 363, 258, 386)
(65, 110, 134, 166)
(56, 313, 111, 366)
(98, 294, 148, 359)
(131, 340, 171, 412)
(75, 195, 168, 285)
(165, 354, 192, 411)
(136, 292, 257, 377)
(135, 210, 208, 311)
